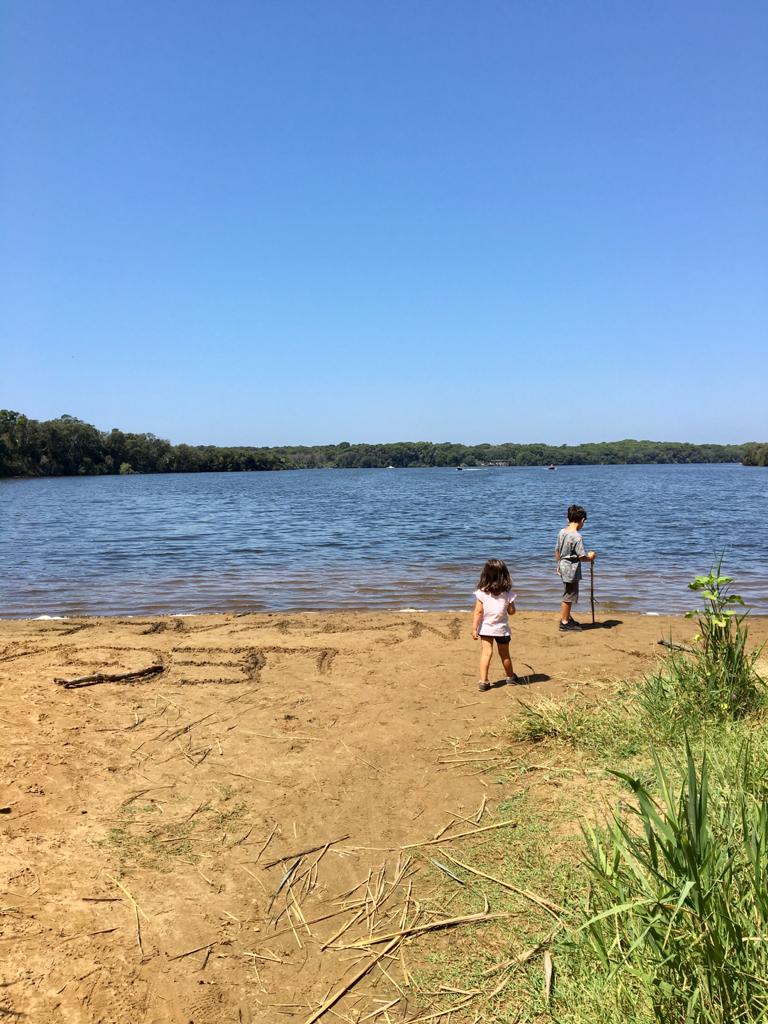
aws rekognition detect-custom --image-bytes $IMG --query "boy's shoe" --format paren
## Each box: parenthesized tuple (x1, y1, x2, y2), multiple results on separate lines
(559, 620, 582, 632)
(568, 617, 581, 627)
(478, 680, 491, 692)
(505, 674, 520, 685)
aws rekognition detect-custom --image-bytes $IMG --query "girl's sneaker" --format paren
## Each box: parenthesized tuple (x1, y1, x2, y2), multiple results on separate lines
(505, 674, 520, 685)
(478, 680, 491, 692)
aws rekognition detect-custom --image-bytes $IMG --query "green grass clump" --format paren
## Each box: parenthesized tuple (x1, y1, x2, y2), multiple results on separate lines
(512, 692, 648, 759)
(515, 567, 766, 763)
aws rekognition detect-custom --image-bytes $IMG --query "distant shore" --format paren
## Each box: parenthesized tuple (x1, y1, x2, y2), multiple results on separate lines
(3, 409, 765, 476)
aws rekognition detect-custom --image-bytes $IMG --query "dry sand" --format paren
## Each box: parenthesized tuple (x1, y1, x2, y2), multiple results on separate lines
(2, 610, 767, 1023)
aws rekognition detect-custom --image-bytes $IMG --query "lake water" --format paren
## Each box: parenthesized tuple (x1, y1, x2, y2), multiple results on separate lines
(1, 465, 766, 618)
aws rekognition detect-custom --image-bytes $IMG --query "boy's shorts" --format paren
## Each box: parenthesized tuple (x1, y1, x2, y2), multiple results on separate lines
(479, 634, 511, 645)
(562, 581, 579, 604)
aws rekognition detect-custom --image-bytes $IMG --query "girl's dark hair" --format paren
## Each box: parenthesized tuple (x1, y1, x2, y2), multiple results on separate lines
(477, 559, 512, 596)
(568, 504, 587, 523)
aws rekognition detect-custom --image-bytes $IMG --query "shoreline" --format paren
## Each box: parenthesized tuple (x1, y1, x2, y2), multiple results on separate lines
(4, 606, 768, 623)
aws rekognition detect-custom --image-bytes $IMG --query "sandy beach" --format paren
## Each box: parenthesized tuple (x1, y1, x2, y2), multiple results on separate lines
(3, 609, 767, 1023)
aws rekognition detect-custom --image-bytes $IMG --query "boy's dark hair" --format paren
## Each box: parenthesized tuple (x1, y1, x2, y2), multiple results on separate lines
(477, 559, 512, 597)
(567, 504, 587, 523)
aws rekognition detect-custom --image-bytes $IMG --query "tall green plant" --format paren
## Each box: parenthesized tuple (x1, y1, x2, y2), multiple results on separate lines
(582, 742, 768, 1023)
(639, 567, 764, 727)
(687, 565, 745, 656)
(685, 566, 764, 718)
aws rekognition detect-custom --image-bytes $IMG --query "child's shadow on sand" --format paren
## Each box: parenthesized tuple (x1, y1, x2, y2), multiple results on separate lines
(581, 618, 623, 630)
(491, 672, 550, 688)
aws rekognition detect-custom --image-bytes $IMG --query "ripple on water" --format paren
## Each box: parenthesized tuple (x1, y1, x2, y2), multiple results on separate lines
(1, 465, 766, 617)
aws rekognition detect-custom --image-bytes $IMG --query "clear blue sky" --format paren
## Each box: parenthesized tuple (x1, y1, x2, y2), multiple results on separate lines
(2, 1, 766, 446)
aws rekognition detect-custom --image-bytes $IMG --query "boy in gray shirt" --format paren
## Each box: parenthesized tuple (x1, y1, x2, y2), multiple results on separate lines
(555, 504, 596, 632)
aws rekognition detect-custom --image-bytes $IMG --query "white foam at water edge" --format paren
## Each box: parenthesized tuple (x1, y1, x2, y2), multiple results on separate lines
(646, 612, 661, 616)
(33, 615, 67, 620)
(399, 608, 470, 613)
(172, 613, 197, 617)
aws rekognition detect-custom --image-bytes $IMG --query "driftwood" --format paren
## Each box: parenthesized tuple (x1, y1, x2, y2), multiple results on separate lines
(658, 639, 695, 654)
(54, 665, 164, 689)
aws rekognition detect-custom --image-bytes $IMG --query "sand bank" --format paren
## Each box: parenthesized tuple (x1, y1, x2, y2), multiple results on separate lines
(2, 610, 767, 1022)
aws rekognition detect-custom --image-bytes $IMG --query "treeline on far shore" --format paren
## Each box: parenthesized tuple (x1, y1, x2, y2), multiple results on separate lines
(742, 443, 768, 467)
(0, 409, 765, 478)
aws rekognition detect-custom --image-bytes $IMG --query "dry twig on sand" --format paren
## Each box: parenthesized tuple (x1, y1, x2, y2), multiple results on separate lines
(331, 909, 512, 949)
(105, 874, 150, 957)
(168, 941, 216, 961)
(658, 638, 695, 653)
(302, 936, 401, 1024)
(262, 835, 350, 869)
(402, 819, 517, 850)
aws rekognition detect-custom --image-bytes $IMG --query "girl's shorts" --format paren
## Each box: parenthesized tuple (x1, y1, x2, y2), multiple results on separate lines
(479, 634, 511, 645)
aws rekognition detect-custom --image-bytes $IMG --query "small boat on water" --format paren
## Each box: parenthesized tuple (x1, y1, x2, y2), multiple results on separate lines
(456, 466, 463, 471)
(548, 464, 556, 470)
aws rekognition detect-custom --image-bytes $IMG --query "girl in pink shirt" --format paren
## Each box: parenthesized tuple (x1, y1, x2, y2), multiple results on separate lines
(472, 559, 517, 692)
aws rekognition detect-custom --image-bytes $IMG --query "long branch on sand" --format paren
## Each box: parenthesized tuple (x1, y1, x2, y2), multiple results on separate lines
(54, 665, 164, 689)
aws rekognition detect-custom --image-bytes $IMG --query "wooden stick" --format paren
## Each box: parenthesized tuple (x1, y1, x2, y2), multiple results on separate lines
(54, 665, 163, 689)
(401, 819, 517, 849)
(168, 941, 215, 961)
(61, 927, 118, 942)
(590, 561, 595, 625)
(134, 901, 144, 957)
(658, 638, 695, 653)
(262, 835, 350, 869)
(321, 908, 365, 950)
(254, 823, 279, 865)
